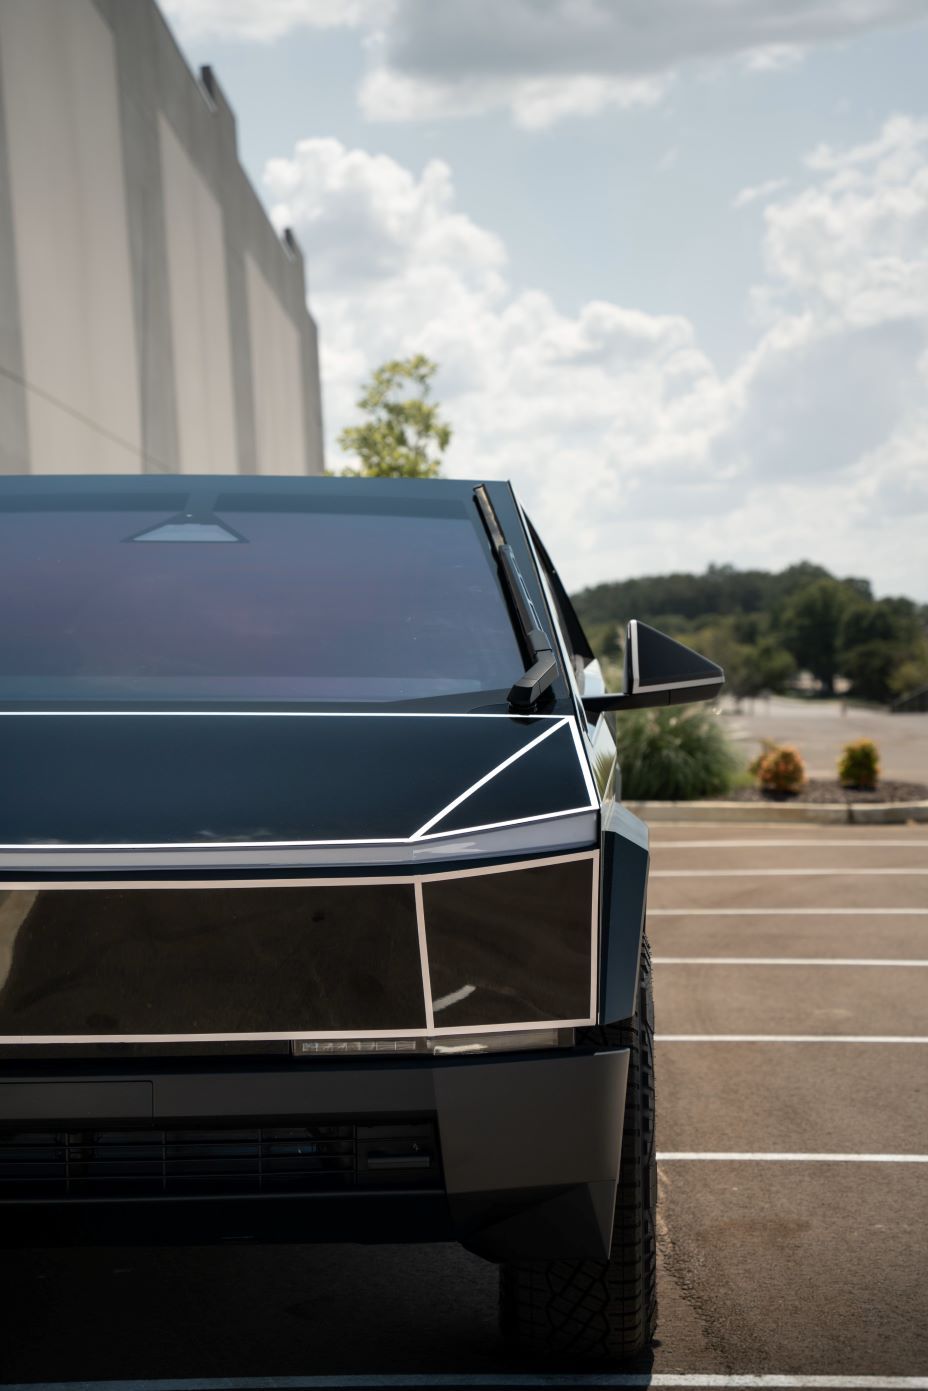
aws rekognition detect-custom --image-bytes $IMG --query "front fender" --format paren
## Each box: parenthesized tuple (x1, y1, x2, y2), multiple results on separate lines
(599, 801, 650, 1024)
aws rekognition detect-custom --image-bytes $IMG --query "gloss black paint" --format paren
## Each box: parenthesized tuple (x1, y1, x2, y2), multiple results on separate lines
(0, 711, 586, 847)
(0, 473, 659, 1263)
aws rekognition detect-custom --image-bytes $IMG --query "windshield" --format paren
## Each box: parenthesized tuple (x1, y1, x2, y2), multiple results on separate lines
(0, 487, 525, 707)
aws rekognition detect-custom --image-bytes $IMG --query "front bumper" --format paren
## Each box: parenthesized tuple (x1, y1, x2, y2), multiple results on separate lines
(0, 1047, 628, 1261)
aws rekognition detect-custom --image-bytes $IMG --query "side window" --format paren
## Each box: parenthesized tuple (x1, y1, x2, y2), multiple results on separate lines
(524, 517, 595, 673)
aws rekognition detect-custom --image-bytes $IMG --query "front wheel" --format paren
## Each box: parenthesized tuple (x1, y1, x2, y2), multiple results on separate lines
(498, 936, 656, 1360)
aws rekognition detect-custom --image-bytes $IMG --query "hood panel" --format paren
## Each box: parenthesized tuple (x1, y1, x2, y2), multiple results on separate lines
(426, 722, 588, 836)
(2, 713, 593, 848)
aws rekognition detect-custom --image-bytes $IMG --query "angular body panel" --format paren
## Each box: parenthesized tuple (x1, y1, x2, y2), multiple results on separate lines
(0, 855, 597, 1042)
(1, 711, 592, 849)
(0, 474, 655, 1264)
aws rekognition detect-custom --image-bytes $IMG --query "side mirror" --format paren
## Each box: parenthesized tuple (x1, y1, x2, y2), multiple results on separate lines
(582, 620, 724, 716)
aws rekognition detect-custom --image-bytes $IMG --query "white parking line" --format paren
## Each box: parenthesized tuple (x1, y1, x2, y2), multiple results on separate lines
(657, 1034, 928, 1043)
(658, 1152, 928, 1163)
(653, 957, 928, 967)
(649, 908, 928, 916)
(651, 839, 928, 849)
(5, 1373, 925, 1389)
(651, 868, 928, 877)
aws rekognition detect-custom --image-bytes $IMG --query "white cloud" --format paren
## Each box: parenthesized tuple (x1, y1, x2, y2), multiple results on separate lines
(267, 115, 928, 597)
(742, 44, 805, 73)
(733, 178, 789, 210)
(762, 116, 928, 328)
(358, 66, 669, 130)
(506, 74, 670, 130)
(805, 113, 928, 172)
(267, 139, 506, 290)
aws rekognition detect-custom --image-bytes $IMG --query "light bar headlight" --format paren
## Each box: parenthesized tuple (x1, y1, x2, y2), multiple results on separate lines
(292, 1027, 574, 1058)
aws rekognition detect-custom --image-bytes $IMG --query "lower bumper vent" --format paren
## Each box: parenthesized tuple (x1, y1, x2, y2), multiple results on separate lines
(0, 1121, 441, 1199)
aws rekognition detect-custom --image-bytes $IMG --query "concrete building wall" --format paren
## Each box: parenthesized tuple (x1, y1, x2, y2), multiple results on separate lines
(0, 0, 324, 476)
(159, 113, 237, 474)
(246, 254, 308, 476)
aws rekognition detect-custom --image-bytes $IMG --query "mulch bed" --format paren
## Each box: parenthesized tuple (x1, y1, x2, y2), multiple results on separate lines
(722, 778, 928, 804)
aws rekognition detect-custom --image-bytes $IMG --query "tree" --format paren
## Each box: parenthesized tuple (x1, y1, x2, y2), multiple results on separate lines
(840, 642, 904, 703)
(689, 619, 796, 703)
(838, 597, 922, 702)
(889, 638, 928, 698)
(336, 354, 452, 478)
(840, 597, 916, 651)
(780, 579, 853, 694)
(738, 641, 797, 699)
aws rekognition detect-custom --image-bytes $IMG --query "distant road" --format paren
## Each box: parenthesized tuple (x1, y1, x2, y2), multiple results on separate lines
(720, 694, 928, 782)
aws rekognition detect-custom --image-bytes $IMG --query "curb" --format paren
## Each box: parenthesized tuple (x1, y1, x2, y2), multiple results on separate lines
(623, 798, 928, 825)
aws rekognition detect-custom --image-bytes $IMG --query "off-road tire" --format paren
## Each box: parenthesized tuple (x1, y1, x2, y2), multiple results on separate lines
(498, 934, 656, 1360)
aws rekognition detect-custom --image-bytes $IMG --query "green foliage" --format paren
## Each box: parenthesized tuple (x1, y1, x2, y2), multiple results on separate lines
(840, 597, 911, 648)
(615, 707, 740, 802)
(585, 620, 623, 664)
(889, 639, 928, 698)
(838, 739, 879, 790)
(741, 642, 798, 697)
(839, 641, 903, 703)
(751, 743, 806, 795)
(572, 560, 926, 707)
(688, 618, 796, 701)
(336, 355, 452, 478)
(573, 561, 837, 634)
(838, 598, 922, 702)
(780, 578, 853, 695)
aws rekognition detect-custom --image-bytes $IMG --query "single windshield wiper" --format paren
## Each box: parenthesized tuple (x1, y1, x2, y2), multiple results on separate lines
(474, 486, 558, 712)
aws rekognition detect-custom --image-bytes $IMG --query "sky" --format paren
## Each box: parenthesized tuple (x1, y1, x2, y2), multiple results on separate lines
(164, 0, 928, 600)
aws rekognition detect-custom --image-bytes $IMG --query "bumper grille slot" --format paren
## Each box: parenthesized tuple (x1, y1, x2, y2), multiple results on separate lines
(0, 1122, 441, 1199)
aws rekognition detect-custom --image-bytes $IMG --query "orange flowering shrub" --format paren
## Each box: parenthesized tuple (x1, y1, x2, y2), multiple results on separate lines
(751, 743, 806, 795)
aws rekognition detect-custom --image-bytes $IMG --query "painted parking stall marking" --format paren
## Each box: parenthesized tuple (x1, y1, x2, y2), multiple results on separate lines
(2, 1375, 926, 1390)
(649, 908, 928, 915)
(654, 957, 928, 966)
(657, 1152, 928, 1163)
(657, 1034, 928, 1043)
(650, 868, 928, 876)
(649, 838, 928, 849)
(7, 1374, 928, 1385)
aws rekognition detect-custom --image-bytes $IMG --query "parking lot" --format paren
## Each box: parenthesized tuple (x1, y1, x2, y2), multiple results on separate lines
(1, 821, 926, 1389)
(720, 695, 928, 783)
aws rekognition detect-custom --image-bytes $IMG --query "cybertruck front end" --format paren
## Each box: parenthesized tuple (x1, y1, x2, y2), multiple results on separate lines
(0, 474, 722, 1359)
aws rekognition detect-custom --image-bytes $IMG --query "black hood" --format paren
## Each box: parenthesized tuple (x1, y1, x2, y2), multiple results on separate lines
(2, 712, 595, 854)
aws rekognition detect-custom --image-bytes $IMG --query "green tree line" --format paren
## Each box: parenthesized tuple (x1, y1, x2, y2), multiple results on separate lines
(572, 562, 928, 705)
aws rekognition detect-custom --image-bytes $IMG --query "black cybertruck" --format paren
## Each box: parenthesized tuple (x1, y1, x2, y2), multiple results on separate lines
(0, 475, 722, 1359)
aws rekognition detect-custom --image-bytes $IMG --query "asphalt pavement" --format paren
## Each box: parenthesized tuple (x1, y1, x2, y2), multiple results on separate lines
(720, 694, 928, 782)
(1, 821, 926, 1388)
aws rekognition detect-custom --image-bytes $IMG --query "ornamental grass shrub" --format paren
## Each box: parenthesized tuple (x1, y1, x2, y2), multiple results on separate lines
(615, 706, 739, 802)
(751, 742, 806, 795)
(838, 738, 880, 790)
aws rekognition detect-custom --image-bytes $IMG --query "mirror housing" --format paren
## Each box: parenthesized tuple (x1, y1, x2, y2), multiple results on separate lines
(582, 620, 724, 716)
